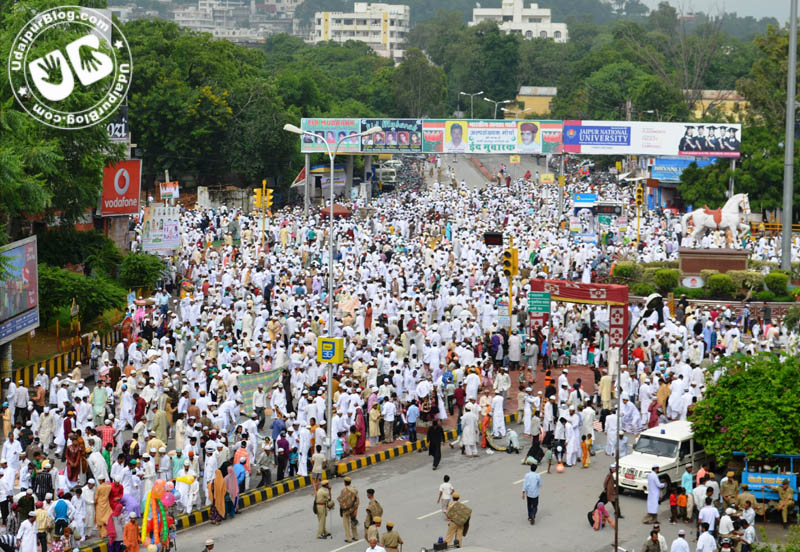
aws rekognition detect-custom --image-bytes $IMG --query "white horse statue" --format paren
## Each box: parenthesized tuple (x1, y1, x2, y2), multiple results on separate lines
(681, 193, 751, 246)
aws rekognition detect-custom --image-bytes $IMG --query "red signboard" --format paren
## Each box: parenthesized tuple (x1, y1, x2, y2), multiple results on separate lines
(528, 279, 629, 306)
(608, 305, 627, 347)
(102, 160, 141, 216)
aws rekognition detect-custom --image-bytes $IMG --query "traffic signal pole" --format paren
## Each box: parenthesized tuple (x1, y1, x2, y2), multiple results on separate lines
(508, 236, 514, 329)
(261, 178, 266, 250)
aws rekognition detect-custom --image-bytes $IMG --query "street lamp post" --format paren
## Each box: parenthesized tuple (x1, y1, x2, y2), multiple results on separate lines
(459, 90, 483, 119)
(781, 0, 798, 270)
(283, 123, 382, 455)
(483, 97, 512, 119)
(613, 293, 663, 552)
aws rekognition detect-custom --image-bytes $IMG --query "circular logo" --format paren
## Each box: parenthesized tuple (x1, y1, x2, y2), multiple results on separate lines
(114, 168, 130, 195)
(7, 6, 133, 130)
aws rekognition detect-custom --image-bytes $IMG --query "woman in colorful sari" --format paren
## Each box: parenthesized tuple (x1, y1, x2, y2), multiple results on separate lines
(592, 500, 615, 531)
(224, 467, 240, 518)
(353, 408, 367, 455)
(208, 469, 226, 525)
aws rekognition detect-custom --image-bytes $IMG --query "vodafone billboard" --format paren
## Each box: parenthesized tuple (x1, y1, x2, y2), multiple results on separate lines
(102, 160, 141, 216)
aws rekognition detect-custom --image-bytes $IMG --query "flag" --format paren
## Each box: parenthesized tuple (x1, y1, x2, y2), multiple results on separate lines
(292, 167, 306, 185)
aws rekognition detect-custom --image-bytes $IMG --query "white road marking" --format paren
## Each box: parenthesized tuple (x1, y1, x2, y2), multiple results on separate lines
(513, 470, 548, 484)
(329, 539, 363, 552)
(416, 500, 470, 520)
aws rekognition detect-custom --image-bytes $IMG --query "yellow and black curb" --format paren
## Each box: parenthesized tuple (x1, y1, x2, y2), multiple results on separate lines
(80, 412, 521, 551)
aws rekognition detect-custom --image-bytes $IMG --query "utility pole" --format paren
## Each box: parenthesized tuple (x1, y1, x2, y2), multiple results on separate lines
(508, 236, 514, 328)
(261, 178, 266, 250)
(728, 159, 736, 197)
(164, 169, 170, 206)
(782, 0, 798, 271)
(625, 99, 632, 173)
(558, 160, 565, 225)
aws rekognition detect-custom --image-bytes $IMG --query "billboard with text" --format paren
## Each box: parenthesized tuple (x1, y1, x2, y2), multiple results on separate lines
(297, 119, 738, 157)
(0, 236, 39, 345)
(421, 119, 563, 154)
(101, 160, 141, 216)
(360, 119, 422, 153)
(300, 118, 361, 153)
(563, 121, 740, 158)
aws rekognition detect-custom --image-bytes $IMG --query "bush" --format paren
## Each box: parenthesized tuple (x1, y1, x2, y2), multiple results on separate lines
(120, 253, 166, 289)
(764, 271, 789, 296)
(776, 295, 794, 303)
(672, 287, 691, 297)
(653, 268, 680, 294)
(687, 288, 709, 300)
(705, 273, 736, 298)
(612, 261, 640, 281)
(37, 228, 121, 276)
(631, 282, 656, 296)
(754, 290, 776, 302)
(700, 269, 720, 282)
(38, 264, 126, 325)
(641, 267, 659, 284)
(639, 260, 679, 269)
(727, 270, 764, 291)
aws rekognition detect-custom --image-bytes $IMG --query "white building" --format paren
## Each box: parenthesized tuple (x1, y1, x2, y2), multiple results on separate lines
(313, 3, 410, 62)
(469, 0, 568, 42)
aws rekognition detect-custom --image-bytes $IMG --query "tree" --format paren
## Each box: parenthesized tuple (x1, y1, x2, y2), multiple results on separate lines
(391, 48, 447, 118)
(0, 0, 124, 243)
(677, 126, 795, 214)
(120, 253, 166, 289)
(690, 353, 800, 462)
(737, 25, 797, 135)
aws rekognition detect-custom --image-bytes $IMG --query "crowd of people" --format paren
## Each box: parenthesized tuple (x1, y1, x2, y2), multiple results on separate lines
(1, 155, 796, 552)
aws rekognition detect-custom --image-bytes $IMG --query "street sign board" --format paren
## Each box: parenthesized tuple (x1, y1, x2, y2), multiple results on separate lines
(317, 337, 344, 363)
(527, 292, 551, 313)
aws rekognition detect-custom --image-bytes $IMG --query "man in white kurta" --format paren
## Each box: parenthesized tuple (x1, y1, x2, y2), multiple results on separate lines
(645, 466, 665, 524)
(461, 404, 479, 457)
(17, 511, 38, 552)
(490, 393, 505, 437)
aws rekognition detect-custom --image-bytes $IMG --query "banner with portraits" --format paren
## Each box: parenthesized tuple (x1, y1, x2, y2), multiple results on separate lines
(562, 121, 741, 159)
(299, 118, 740, 157)
(421, 119, 563, 154)
(360, 119, 422, 153)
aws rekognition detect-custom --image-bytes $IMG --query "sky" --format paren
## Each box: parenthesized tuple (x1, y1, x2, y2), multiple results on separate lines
(639, 0, 788, 23)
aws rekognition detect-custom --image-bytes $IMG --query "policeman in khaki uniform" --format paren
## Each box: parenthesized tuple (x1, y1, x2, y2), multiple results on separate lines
(364, 488, 384, 539)
(315, 479, 334, 539)
(380, 521, 403, 552)
(720, 471, 739, 508)
(736, 484, 757, 511)
(366, 516, 382, 542)
(766, 480, 796, 528)
(337, 476, 359, 543)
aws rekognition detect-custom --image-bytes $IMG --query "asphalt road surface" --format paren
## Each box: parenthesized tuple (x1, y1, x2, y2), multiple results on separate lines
(176, 430, 685, 552)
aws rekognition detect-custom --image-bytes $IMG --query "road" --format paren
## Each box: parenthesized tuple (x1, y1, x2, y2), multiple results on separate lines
(431, 154, 546, 191)
(175, 429, 684, 552)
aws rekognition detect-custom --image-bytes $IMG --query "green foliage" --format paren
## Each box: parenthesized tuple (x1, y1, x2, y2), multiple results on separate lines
(754, 290, 776, 302)
(37, 228, 121, 276)
(612, 261, 640, 280)
(652, 268, 680, 294)
(705, 273, 736, 298)
(0, 2, 125, 241)
(726, 270, 764, 291)
(38, 264, 126, 325)
(784, 306, 800, 334)
(699, 269, 720, 281)
(391, 48, 447, 118)
(687, 288, 710, 300)
(691, 353, 800, 462)
(120, 253, 166, 289)
(752, 526, 800, 552)
(639, 260, 679, 269)
(764, 271, 790, 296)
(630, 282, 655, 296)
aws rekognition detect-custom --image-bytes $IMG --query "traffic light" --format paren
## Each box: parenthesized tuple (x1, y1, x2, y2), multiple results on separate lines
(502, 247, 518, 278)
(252, 188, 262, 208)
(635, 185, 644, 206)
(265, 188, 274, 210)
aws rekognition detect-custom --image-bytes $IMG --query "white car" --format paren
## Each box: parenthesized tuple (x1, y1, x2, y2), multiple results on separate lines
(618, 420, 708, 497)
